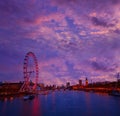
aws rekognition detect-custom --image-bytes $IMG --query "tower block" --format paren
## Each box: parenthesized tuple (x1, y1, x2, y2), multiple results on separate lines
(85, 78, 88, 86)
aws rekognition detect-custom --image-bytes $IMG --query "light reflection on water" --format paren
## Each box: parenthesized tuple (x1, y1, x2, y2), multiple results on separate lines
(0, 91, 120, 116)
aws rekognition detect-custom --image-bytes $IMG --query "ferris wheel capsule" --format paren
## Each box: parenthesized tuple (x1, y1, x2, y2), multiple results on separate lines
(20, 52, 39, 93)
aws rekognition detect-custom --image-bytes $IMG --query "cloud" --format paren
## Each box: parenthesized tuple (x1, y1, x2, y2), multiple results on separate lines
(91, 61, 115, 72)
(0, 0, 120, 84)
(113, 29, 120, 34)
(91, 16, 114, 27)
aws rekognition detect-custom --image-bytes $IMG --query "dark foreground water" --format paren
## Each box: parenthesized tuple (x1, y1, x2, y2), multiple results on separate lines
(0, 91, 120, 116)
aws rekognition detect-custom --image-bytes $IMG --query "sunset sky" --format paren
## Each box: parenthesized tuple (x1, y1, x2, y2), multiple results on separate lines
(0, 0, 120, 85)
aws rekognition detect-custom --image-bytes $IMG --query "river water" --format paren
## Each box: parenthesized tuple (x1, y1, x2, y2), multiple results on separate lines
(0, 91, 120, 116)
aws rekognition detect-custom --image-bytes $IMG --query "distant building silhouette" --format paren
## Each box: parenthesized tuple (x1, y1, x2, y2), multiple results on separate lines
(85, 78, 88, 86)
(79, 80, 82, 86)
(66, 82, 70, 88)
(117, 72, 120, 82)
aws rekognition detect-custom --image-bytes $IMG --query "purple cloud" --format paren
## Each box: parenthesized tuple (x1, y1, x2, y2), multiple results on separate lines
(91, 61, 116, 72)
(91, 16, 114, 27)
(0, 0, 120, 85)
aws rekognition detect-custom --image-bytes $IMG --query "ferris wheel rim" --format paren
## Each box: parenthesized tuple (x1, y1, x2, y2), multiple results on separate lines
(23, 52, 39, 85)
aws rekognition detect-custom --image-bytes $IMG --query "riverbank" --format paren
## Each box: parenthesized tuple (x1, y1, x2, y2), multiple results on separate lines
(79, 87, 120, 93)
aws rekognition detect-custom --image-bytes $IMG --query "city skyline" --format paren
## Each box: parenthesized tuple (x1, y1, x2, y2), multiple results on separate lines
(0, 0, 120, 85)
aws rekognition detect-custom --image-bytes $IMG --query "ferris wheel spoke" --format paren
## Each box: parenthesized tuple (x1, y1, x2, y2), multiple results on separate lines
(20, 52, 39, 93)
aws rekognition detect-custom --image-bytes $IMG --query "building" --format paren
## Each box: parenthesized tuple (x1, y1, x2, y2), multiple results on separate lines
(85, 78, 88, 86)
(79, 80, 82, 86)
(38, 83, 45, 90)
(66, 82, 70, 88)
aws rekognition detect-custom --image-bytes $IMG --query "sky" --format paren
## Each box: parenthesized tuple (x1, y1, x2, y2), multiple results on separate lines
(0, 0, 120, 85)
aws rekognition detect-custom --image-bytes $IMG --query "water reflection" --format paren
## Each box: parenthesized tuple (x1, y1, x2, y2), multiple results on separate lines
(85, 92, 91, 114)
(32, 95, 42, 116)
(1, 98, 7, 115)
(51, 91, 56, 111)
(0, 91, 120, 116)
(0, 96, 14, 102)
(20, 95, 42, 116)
